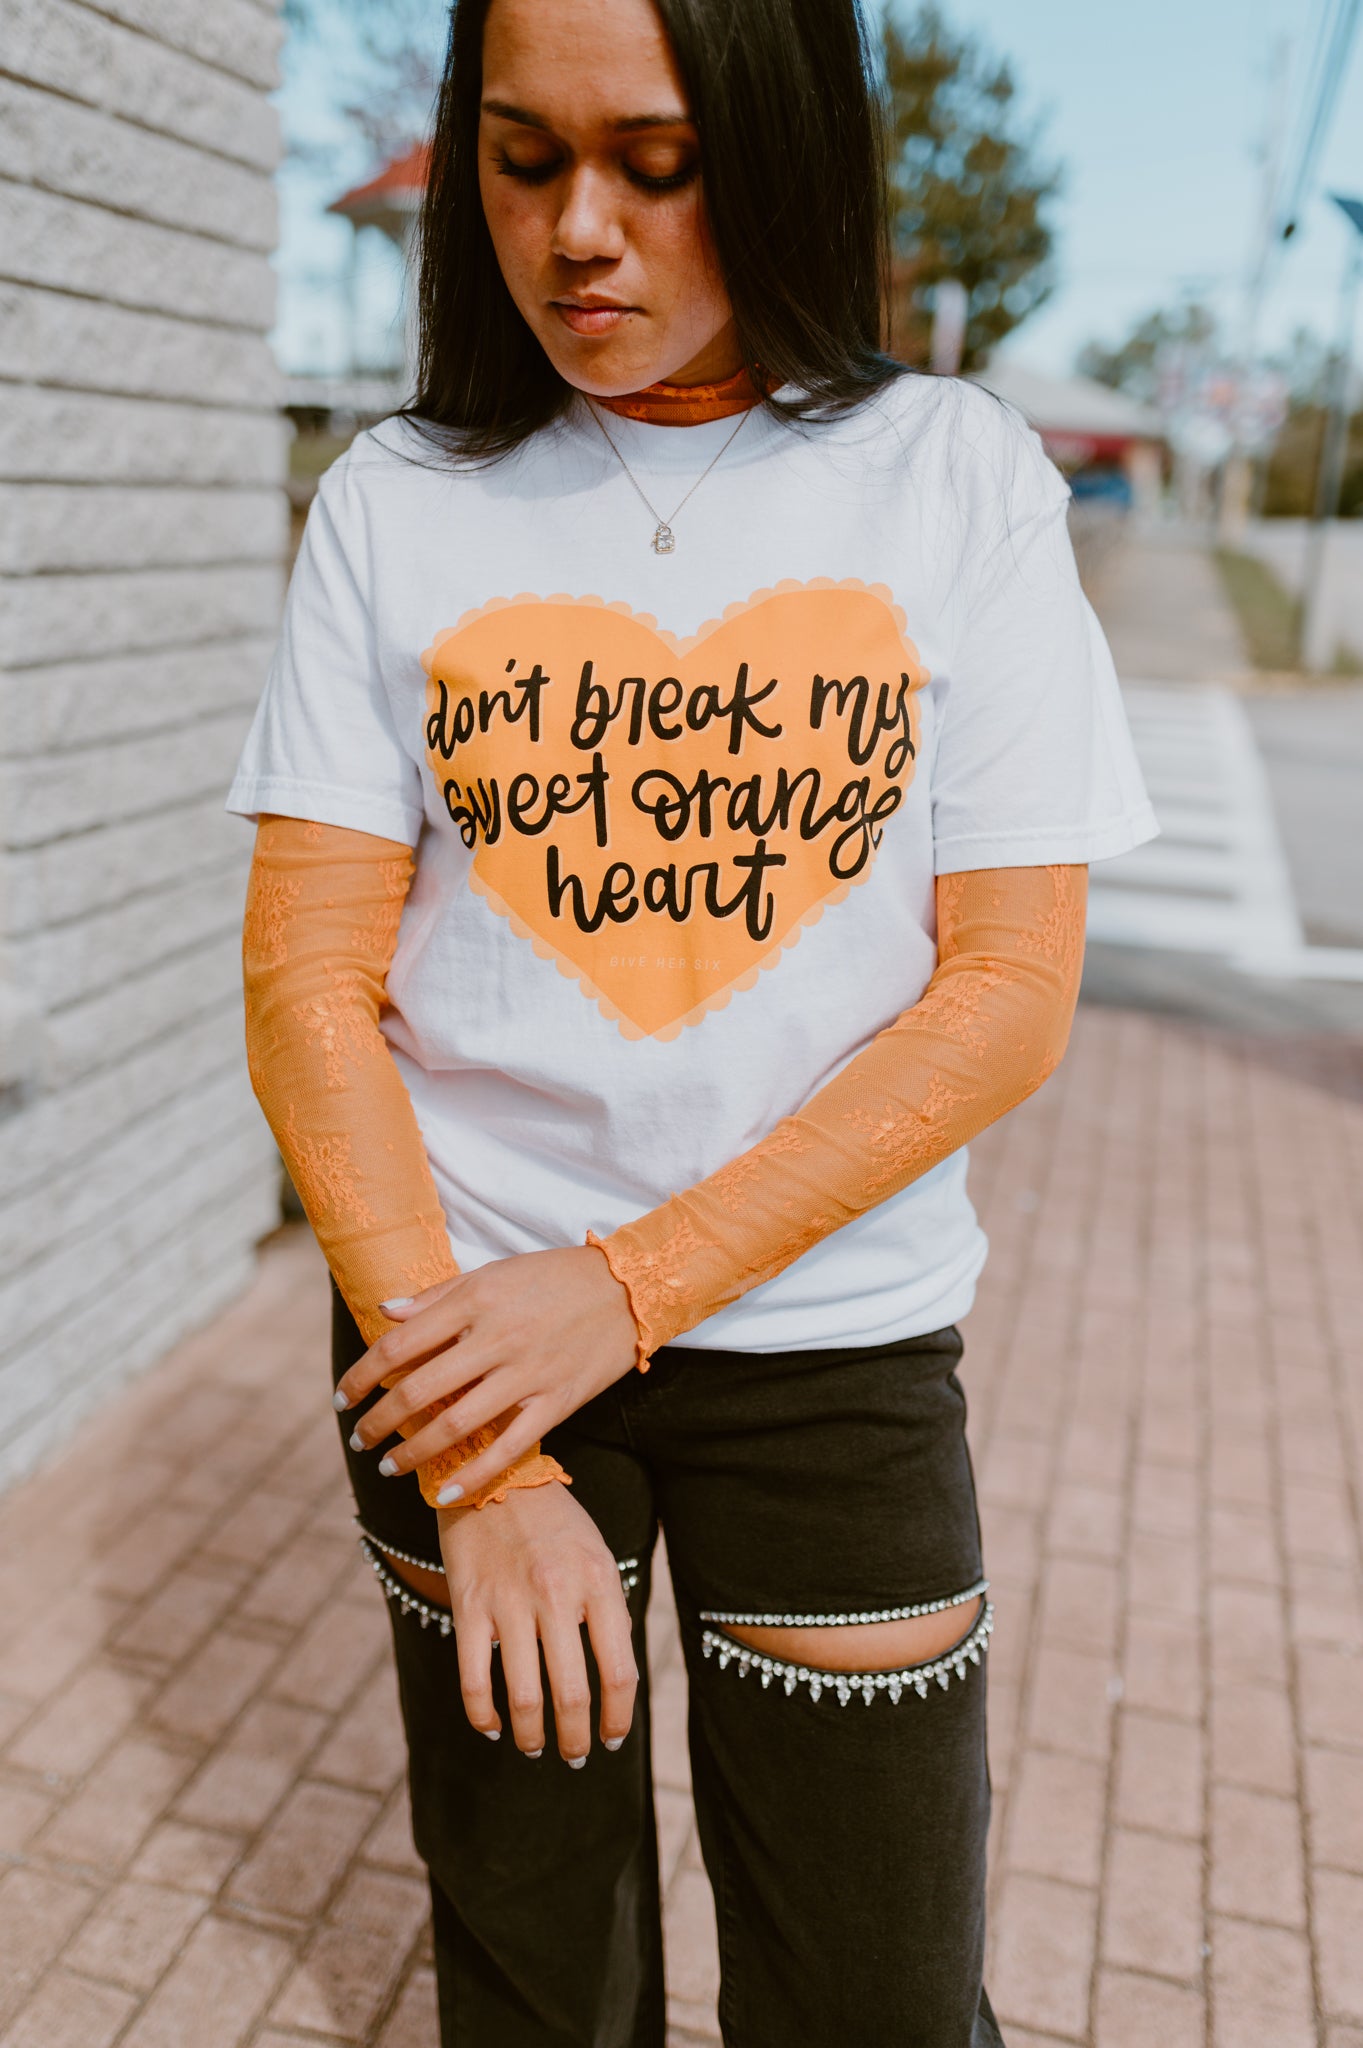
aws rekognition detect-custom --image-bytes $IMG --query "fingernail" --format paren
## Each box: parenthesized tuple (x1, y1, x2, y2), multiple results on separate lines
(378, 1455, 399, 1477)
(348, 1430, 365, 1453)
(604, 1737, 624, 1751)
(380, 1296, 415, 1312)
(567, 1756, 587, 1770)
(436, 1483, 464, 1505)
(332, 1389, 350, 1412)
(481, 1728, 500, 1741)
(525, 1748, 543, 1759)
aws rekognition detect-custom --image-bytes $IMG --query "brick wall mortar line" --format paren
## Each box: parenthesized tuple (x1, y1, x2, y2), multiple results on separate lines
(0, 168, 275, 260)
(0, 264, 272, 338)
(0, 61, 281, 185)
(56, 0, 283, 96)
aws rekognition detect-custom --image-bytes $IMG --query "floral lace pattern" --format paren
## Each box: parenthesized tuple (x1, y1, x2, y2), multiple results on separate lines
(291, 975, 382, 1092)
(281, 1106, 375, 1231)
(593, 865, 1088, 1358)
(246, 816, 566, 1510)
(243, 870, 301, 971)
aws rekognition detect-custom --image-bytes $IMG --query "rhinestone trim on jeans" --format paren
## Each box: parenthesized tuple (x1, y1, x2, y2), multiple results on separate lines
(356, 1528, 643, 1624)
(355, 1518, 443, 1575)
(698, 1578, 989, 1628)
(699, 1599, 994, 1704)
(358, 1532, 454, 1634)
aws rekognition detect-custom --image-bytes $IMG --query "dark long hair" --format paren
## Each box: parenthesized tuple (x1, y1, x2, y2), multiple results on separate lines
(405, 0, 903, 458)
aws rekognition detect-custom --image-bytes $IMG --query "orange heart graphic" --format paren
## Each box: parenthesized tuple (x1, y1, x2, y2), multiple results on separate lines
(422, 580, 927, 1039)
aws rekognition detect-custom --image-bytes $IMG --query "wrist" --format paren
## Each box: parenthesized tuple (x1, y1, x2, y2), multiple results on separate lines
(584, 1230, 657, 1369)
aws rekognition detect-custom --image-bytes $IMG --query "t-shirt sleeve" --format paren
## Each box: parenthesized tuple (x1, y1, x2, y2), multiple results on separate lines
(226, 454, 426, 847)
(929, 408, 1158, 875)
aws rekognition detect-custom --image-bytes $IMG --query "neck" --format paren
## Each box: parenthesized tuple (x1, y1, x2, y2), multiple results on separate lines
(594, 363, 763, 427)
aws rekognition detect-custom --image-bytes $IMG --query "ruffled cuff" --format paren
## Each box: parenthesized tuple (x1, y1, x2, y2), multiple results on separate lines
(416, 1418, 570, 1511)
(585, 1226, 695, 1370)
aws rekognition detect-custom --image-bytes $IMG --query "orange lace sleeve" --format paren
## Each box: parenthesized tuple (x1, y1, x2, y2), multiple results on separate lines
(589, 865, 1087, 1365)
(243, 816, 568, 1510)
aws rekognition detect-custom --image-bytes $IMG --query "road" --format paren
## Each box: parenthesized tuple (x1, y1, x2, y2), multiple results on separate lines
(1083, 526, 1363, 1043)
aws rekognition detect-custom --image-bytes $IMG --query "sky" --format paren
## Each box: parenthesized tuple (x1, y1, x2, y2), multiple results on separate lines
(272, 0, 1363, 383)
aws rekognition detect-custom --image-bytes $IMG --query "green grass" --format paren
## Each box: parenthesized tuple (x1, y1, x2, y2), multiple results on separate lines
(1215, 546, 1363, 675)
(1214, 547, 1303, 672)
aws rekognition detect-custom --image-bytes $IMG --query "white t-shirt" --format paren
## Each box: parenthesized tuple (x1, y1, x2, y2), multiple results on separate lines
(229, 375, 1156, 1350)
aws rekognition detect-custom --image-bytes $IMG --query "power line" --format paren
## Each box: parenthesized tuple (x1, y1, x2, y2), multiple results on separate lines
(1276, 0, 1362, 240)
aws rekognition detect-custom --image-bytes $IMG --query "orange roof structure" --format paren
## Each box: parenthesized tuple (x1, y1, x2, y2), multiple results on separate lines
(329, 143, 430, 241)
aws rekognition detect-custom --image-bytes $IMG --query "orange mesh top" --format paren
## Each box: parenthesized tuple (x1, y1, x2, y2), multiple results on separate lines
(589, 865, 1088, 1364)
(242, 816, 568, 1512)
(594, 364, 764, 425)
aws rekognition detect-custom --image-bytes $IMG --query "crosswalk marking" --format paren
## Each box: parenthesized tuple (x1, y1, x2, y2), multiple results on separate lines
(1089, 682, 1363, 982)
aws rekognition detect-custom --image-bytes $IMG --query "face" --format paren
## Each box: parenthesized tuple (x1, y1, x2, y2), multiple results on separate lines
(478, 0, 739, 395)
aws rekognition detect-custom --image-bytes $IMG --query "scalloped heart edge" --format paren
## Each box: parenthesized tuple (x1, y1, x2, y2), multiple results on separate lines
(468, 867, 865, 1041)
(421, 576, 920, 677)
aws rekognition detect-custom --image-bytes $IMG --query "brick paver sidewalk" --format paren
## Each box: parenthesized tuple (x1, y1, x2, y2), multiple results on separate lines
(1, 1004, 1361, 2046)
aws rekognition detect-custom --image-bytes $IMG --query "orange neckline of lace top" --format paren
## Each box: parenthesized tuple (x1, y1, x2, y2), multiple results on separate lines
(593, 365, 764, 426)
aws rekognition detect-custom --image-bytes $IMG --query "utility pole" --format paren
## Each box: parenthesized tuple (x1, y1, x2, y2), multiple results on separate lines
(1301, 194, 1363, 671)
(1220, 39, 1291, 540)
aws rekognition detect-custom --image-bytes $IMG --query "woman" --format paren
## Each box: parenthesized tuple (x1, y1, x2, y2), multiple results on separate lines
(231, 0, 1155, 2039)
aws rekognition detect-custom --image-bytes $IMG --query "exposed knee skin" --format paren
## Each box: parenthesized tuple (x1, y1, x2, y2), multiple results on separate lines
(727, 1598, 984, 1673)
(384, 1551, 452, 1609)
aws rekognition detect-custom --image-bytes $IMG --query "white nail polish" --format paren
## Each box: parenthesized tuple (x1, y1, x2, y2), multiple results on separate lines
(332, 1390, 350, 1412)
(378, 1455, 399, 1477)
(348, 1430, 365, 1453)
(380, 1296, 415, 1311)
(482, 1728, 500, 1741)
(525, 1749, 543, 1759)
(436, 1483, 464, 1506)
(604, 1737, 624, 1751)
(567, 1756, 587, 1770)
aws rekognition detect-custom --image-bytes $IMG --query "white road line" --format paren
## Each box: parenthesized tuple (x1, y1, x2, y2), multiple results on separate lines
(1090, 681, 1363, 982)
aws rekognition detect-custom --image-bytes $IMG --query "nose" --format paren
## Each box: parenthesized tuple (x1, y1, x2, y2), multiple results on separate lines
(551, 164, 626, 265)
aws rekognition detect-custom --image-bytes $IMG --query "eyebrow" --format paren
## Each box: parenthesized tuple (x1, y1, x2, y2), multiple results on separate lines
(481, 99, 692, 133)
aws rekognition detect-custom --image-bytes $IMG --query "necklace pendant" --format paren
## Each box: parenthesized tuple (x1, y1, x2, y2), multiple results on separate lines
(651, 522, 676, 555)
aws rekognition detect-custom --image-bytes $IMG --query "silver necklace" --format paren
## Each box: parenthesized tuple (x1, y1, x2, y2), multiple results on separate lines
(585, 400, 752, 554)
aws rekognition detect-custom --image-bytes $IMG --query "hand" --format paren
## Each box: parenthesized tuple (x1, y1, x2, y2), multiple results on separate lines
(336, 1245, 639, 1502)
(440, 1481, 638, 1762)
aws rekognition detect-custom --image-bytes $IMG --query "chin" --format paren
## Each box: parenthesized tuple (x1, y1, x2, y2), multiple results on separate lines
(536, 329, 661, 400)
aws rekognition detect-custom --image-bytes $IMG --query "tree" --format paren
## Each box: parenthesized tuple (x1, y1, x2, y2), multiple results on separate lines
(883, 6, 1060, 372)
(281, 0, 1059, 374)
(282, 0, 447, 173)
(1076, 303, 1217, 406)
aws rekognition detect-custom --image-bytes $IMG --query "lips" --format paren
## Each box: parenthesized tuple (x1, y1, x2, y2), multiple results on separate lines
(551, 299, 636, 336)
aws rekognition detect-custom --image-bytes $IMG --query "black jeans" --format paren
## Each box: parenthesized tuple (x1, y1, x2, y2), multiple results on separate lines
(333, 1289, 1004, 2048)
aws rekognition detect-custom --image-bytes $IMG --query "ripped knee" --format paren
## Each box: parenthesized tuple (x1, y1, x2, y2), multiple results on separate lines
(354, 1524, 643, 1638)
(700, 1581, 992, 1704)
(357, 1525, 454, 1631)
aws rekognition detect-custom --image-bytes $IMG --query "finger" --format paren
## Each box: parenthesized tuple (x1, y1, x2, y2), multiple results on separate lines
(453, 1608, 502, 1742)
(587, 1589, 639, 1750)
(333, 1285, 475, 1411)
(375, 1378, 533, 1485)
(539, 1607, 594, 1766)
(378, 1273, 464, 1320)
(423, 1408, 550, 1505)
(498, 1611, 546, 1757)
(346, 1347, 495, 1455)
(382, 1368, 548, 1482)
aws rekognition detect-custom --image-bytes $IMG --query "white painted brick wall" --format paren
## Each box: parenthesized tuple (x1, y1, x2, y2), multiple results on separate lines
(0, 0, 287, 1495)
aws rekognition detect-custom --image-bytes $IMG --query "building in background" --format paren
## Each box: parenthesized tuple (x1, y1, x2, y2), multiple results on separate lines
(329, 142, 429, 380)
(971, 360, 1166, 514)
(0, 0, 291, 1492)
